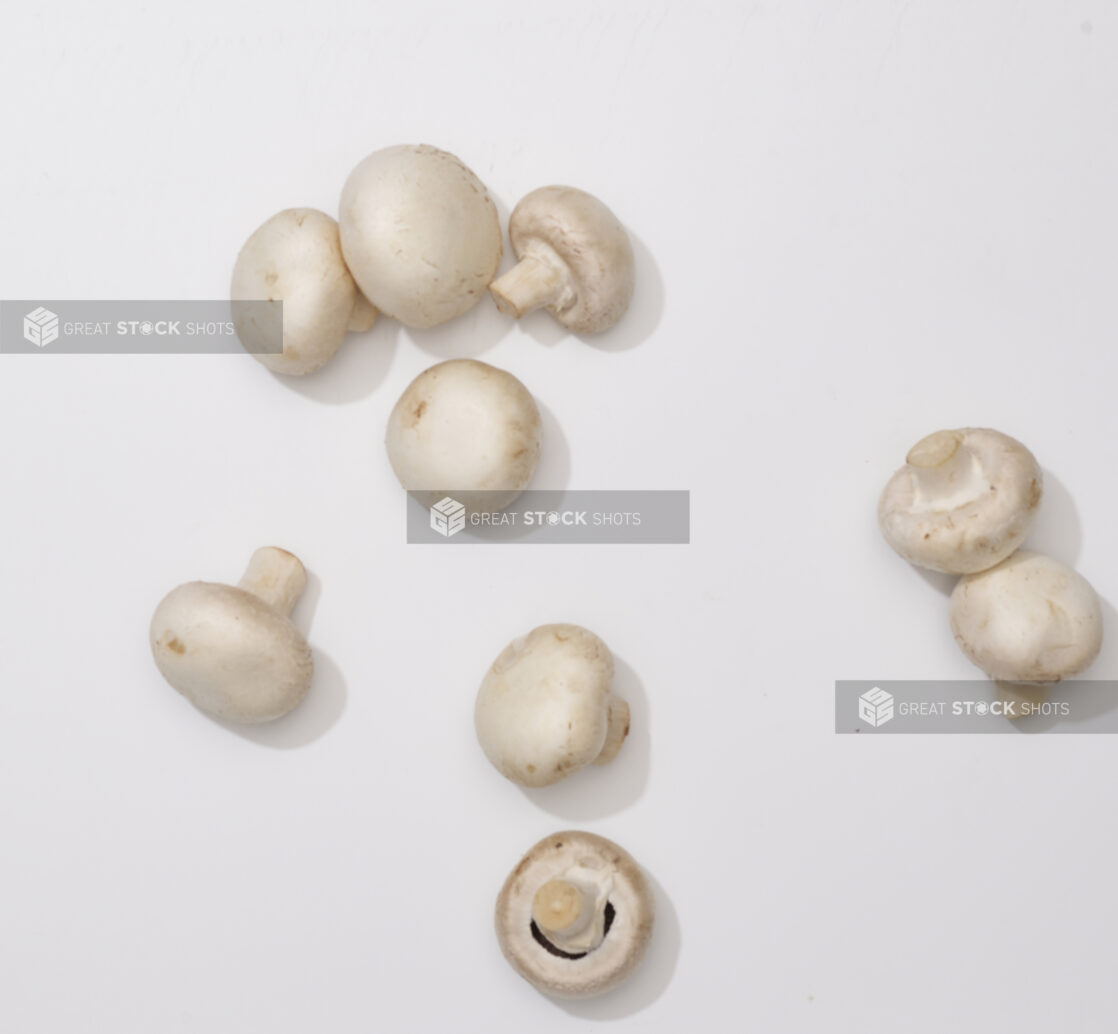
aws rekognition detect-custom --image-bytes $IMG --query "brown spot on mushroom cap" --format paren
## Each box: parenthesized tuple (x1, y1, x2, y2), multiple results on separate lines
(165, 638, 185, 655)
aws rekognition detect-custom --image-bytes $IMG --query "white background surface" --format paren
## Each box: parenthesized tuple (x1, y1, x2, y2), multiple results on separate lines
(2, 2, 1117, 1031)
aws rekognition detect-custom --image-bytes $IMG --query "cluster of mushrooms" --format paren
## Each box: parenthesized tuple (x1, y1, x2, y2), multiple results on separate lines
(879, 428, 1103, 709)
(231, 143, 634, 372)
(151, 144, 652, 1000)
(232, 142, 635, 507)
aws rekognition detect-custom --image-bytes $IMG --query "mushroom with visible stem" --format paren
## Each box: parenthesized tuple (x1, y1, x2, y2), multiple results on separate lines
(339, 144, 502, 328)
(385, 358, 541, 513)
(879, 427, 1043, 574)
(475, 624, 629, 787)
(231, 208, 376, 376)
(489, 186, 635, 334)
(495, 831, 654, 999)
(150, 547, 314, 723)
(950, 551, 1103, 683)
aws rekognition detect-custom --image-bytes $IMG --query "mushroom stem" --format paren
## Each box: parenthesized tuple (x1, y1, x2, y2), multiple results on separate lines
(238, 547, 307, 616)
(594, 697, 630, 766)
(995, 681, 1050, 720)
(906, 428, 963, 469)
(533, 878, 590, 935)
(530, 867, 614, 954)
(490, 252, 572, 319)
(348, 292, 378, 332)
(905, 430, 986, 508)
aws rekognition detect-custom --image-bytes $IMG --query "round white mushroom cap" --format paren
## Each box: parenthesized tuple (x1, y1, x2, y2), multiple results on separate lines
(385, 358, 541, 512)
(495, 831, 654, 999)
(339, 144, 502, 328)
(489, 186, 635, 334)
(950, 551, 1103, 683)
(231, 208, 377, 376)
(150, 547, 313, 723)
(879, 427, 1042, 574)
(475, 624, 629, 787)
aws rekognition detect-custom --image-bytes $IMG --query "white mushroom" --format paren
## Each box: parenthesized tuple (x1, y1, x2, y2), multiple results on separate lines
(150, 547, 313, 723)
(496, 831, 654, 999)
(489, 186, 635, 334)
(231, 208, 376, 376)
(475, 624, 629, 787)
(879, 427, 1043, 574)
(385, 359, 541, 512)
(950, 551, 1103, 682)
(339, 144, 501, 328)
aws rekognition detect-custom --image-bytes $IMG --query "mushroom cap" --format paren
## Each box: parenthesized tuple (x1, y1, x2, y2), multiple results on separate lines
(879, 427, 1042, 574)
(507, 186, 635, 333)
(495, 831, 654, 999)
(385, 359, 541, 512)
(150, 582, 313, 722)
(949, 551, 1103, 683)
(475, 624, 618, 787)
(339, 144, 501, 328)
(231, 207, 373, 376)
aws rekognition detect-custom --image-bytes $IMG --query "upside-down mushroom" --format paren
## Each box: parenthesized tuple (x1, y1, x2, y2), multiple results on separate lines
(879, 427, 1042, 574)
(495, 831, 654, 998)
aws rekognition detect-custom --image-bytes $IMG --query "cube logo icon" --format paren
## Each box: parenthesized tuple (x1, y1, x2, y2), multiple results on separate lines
(858, 686, 894, 727)
(24, 307, 59, 348)
(430, 496, 466, 537)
